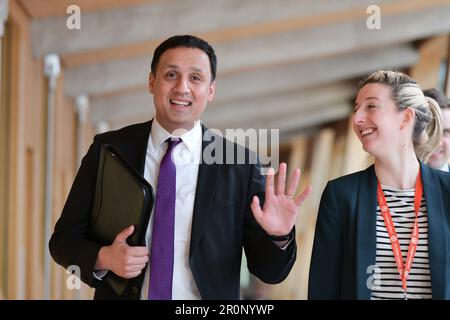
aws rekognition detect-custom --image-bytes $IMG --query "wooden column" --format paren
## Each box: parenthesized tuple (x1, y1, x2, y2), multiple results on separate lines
(410, 35, 448, 89)
(267, 137, 308, 299)
(294, 128, 335, 299)
(51, 78, 95, 300)
(328, 119, 348, 180)
(74, 94, 90, 167)
(5, 0, 48, 299)
(7, 0, 30, 299)
(0, 0, 8, 299)
(445, 34, 450, 95)
(268, 127, 335, 299)
(24, 58, 46, 299)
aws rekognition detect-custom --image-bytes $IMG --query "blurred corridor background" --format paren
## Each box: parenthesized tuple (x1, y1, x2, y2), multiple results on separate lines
(0, 0, 450, 299)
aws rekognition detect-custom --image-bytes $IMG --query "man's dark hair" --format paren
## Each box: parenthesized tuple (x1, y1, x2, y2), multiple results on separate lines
(423, 88, 450, 110)
(151, 35, 217, 82)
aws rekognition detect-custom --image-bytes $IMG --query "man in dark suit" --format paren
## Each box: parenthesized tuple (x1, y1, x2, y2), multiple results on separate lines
(49, 35, 311, 299)
(424, 88, 450, 172)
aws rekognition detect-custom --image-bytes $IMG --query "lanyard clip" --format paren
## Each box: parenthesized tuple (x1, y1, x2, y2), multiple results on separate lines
(402, 289, 408, 300)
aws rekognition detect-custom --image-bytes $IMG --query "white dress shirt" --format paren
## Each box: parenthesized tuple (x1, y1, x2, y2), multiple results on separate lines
(439, 163, 450, 172)
(140, 118, 202, 300)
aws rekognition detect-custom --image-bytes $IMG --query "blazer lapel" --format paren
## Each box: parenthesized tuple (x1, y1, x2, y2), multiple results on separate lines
(356, 165, 378, 299)
(420, 162, 448, 299)
(189, 125, 220, 253)
(129, 120, 152, 175)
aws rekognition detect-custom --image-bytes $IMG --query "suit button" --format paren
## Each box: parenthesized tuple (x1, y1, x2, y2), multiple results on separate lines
(132, 286, 139, 294)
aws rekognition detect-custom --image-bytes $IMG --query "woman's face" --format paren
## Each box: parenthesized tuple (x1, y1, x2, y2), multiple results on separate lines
(353, 83, 407, 158)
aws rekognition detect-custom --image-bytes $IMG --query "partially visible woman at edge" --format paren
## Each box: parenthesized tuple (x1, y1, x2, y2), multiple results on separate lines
(309, 70, 450, 299)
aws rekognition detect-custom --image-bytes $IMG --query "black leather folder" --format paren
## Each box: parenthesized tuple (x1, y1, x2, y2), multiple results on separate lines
(89, 144, 153, 296)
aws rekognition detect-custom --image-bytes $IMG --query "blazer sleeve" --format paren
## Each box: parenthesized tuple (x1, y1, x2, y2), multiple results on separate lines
(243, 160, 297, 284)
(49, 136, 103, 287)
(308, 181, 343, 299)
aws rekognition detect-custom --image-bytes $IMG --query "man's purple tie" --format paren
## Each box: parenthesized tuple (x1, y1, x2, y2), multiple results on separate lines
(149, 138, 180, 300)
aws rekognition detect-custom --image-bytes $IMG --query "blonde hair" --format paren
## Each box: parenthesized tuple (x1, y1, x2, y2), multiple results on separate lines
(358, 70, 443, 162)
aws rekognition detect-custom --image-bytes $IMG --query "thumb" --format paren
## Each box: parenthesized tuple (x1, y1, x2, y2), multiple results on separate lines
(115, 225, 135, 244)
(250, 196, 263, 222)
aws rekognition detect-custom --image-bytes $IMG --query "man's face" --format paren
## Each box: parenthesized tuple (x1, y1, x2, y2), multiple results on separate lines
(149, 47, 216, 133)
(428, 108, 450, 169)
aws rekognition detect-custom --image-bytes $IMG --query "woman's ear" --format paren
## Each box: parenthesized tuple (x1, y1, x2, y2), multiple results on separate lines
(401, 108, 416, 130)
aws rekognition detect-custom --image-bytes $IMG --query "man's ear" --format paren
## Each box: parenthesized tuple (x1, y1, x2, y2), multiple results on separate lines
(207, 80, 216, 102)
(401, 108, 415, 130)
(149, 72, 155, 94)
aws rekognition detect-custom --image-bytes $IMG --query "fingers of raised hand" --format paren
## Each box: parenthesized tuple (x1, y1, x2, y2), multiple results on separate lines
(265, 167, 275, 197)
(294, 185, 313, 207)
(251, 196, 263, 221)
(286, 168, 301, 199)
(276, 163, 287, 195)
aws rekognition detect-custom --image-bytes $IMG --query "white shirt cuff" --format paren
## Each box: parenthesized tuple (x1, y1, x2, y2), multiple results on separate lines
(93, 269, 108, 280)
(273, 238, 293, 251)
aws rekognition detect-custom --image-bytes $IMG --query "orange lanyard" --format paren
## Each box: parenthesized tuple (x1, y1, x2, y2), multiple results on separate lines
(376, 170, 423, 300)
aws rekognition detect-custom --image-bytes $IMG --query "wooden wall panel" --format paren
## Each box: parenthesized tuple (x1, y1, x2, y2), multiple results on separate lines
(411, 35, 449, 90)
(266, 137, 308, 299)
(267, 128, 335, 299)
(7, 0, 29, 299)
(51, 77, 95, 299)
(0, 17, 10, 300)
(52, 80, 73, 300)
(5, 0, 57, 299)
(446, 34, 450, 95)
(23, 56, 46, 300)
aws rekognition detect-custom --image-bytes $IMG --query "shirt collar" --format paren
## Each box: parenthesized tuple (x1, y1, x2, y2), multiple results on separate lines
(440, 163, 450, 172)
(150, 118, 202, 153)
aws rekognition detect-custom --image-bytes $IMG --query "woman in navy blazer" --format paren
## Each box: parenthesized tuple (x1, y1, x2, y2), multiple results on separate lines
(309, 70, 450, 299)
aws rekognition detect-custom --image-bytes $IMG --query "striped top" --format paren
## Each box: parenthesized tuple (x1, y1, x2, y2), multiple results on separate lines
(370, 185, 432, 300)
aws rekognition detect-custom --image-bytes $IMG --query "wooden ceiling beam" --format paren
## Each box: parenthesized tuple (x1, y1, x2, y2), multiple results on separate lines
(29, 0, 448, 63)
(87, 43, 418, 126)
(18, 0, 155, 19)
(63, 5, 433, 98)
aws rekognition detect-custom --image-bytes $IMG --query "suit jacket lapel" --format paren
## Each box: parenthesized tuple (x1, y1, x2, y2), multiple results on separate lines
(128, 120, 152, 175)
(356, 165, 378, 299)
(190, 125, 220, 253)
(420, 162, 448, 299)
